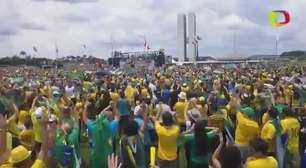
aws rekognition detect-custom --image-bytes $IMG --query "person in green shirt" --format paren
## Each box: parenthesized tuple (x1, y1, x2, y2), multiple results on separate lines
(120, 119, 145, 168)
(83, 102, 113, 168)
(184, 120, 218, 168)
(51, 107, 80, 168)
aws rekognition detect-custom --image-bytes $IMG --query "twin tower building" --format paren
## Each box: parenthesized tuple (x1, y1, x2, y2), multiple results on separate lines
(177, 13, 199, 62)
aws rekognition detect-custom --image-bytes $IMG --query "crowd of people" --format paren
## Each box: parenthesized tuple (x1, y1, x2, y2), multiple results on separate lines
(0, 62, 305, 168)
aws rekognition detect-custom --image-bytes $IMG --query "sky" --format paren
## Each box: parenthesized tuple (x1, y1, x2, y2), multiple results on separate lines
(0, 0, 305, 59)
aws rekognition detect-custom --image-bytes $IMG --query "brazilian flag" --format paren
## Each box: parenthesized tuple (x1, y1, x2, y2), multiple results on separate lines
(177, 136, 187, 168)
(90, 114, 113, 168)
(272, 118, 287, 168)
(64, 71, 84, 80)
(0, 96, 10, 116)
(51, 128, 80, 168)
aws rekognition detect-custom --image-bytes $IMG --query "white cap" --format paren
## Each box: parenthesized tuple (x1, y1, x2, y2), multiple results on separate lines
(52, 90, 60, 96)
(178, 92, 187, 100)
(35, 107, 43, 119)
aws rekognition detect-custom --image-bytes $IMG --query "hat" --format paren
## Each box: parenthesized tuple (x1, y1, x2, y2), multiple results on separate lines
(49, 114, 58, 122)
(240, 107, 255, 118)
(75, 102, 83, 109)
(199, 96, 205, 102)
(34, 107, 43, 119)
(178, 92, 187, 100)
(52, 90, 60, 96)
(19, 131, 34, 150)
(9, 145, 31, 164)
(189, 110, 201, 122)
(245, 85, 251, 90)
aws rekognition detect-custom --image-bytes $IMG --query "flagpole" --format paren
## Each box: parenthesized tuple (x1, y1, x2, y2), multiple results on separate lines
(56, 44, 59, 59)
(32, 46, 36, 58)
(55, 43, 59, 70)
(276, 36, 278, 56)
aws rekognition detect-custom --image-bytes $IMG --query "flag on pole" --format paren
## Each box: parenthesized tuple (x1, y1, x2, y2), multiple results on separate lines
(55, 46, 59, 54)
(144, 37, 150, 50)
(83, 44, 86, 49)
(33, 46, 37, 52)
(196, 35, 202, 40)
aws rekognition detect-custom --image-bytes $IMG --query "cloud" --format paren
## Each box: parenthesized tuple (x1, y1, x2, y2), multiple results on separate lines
(60, 15, 90, 22)
(20, 22, 47, 30)
(214, 14, 257, 30)
(98, 40, 143, 48)
(0, 28, 18, 36)
(0, 0, 305, 58)
(33, 0, 98, 3)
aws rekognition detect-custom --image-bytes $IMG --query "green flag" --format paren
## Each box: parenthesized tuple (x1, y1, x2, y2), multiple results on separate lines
(91, 114, 113, 168)
(51, 128, 80, 168)
(177, 136, 187, 168)
(64, 71, 84, 80)
(0, 96, 10, 115)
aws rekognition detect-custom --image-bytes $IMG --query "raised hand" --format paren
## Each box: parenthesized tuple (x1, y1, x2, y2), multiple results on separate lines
(0, 114, 7, 130)
(108, 153, 122, 168)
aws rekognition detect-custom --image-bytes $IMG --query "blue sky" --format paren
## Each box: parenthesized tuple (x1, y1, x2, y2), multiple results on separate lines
(0, 0, 305, 58)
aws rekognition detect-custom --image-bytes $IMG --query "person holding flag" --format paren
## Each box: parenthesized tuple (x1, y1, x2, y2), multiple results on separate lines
(82, 101, 114, 168)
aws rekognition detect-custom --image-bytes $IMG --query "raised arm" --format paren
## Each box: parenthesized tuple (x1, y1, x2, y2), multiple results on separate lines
(0, 114, 9, 164)
(72, 106, 79, 129)
(7, 102, 19, 123)
(184, 102, 190, 122)
(31, 96, 38, 110)
(139, 106, 149, 133)
(211, 133, 224, 168)
(82, 101, 90, 125)
(36, 111, 48, 163)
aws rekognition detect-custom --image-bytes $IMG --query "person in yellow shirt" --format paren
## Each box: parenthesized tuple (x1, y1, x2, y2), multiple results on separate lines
(153, 112, 179, 168)
(284, 85, 293, 106)
(124, 84, 136, 105)
(140, 85, 150, 100)
(0, 108, 55, 168)
(18, 116, 35, 150)
(246, 138, 278, 168)
(31, 107, 44, 154)
(260, 107, 278, 156)
(174, 92, 188, 128)
(17, 110, 29, 127)
(110, 88, 120, 104)
(235, 107, 259, 161)
(281, 107, 301, 168)
(261, 111, 270, 125)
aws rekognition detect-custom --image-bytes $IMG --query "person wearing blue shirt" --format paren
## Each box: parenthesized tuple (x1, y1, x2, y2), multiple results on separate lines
(117, 91, 131, 136)
(161, 86, 171, 105)
(117, 91, 130, 117)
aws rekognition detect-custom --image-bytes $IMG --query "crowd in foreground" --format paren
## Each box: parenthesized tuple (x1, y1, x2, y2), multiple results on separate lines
(0, 63, 305, 168)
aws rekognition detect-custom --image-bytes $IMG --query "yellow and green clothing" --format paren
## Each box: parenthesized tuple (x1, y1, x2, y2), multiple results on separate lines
(235, 112, 259, 146)
(155, 122, 179, 161)
(281, 117, 300, 154)
(261, 121, 276, 153)
(246, 156, 278, 168)
(184, 131, 217, 167)
(174, 101, 188, 125)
